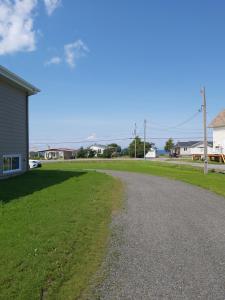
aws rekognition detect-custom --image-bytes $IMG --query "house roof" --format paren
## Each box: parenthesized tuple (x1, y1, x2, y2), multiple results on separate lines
(190, 141, 213, 147)
(90, 144, 106, 149)
(0, 65, 40, 96)
(175, 141, 213, 148)
(175, 141, 201, 148)
(209, 109, 225, 128)
(39, 148, 76, 152)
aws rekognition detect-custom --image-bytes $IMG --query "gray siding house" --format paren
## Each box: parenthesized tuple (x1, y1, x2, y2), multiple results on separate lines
(0, 66, 39, 178)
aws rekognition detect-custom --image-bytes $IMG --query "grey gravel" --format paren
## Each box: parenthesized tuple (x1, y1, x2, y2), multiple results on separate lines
(95, 170, 225, 300)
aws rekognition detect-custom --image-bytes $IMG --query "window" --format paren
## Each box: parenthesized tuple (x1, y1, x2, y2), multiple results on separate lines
(3, 155, 21, 174)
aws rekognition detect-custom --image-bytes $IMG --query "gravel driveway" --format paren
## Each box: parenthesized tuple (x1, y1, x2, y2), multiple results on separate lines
(95, 171, 225, 300)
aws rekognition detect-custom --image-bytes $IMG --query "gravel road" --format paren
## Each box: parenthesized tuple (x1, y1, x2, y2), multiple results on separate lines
(96, 171, 225, 300)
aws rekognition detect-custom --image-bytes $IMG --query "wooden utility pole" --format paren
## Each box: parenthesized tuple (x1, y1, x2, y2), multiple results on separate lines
(134, 123, 137, 159)
(144, 119, 147, 160)
(201, 87, 208, 174)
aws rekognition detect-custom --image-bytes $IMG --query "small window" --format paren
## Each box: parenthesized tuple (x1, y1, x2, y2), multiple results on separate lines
(3, 155, 21, 174)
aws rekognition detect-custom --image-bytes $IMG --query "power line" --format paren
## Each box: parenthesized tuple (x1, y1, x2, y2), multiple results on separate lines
(149, 109, 202, 130)
(30, 137, 134, 145)
(30, 135, 214, 147)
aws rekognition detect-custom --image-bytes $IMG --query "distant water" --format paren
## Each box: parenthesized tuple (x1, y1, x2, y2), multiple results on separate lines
(157, 149, 167, 155)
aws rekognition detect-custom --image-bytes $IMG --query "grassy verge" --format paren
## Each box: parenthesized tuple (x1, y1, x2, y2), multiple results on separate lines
(0, 169, 123, 300)
(167, 158, 223, 164)
(42, 160, 225, 198)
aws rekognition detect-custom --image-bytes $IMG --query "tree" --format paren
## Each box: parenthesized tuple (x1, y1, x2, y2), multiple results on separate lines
(77, 147, 88, 158)
(102, 143, 122, 158)
(107, 143, 122, 153)
(88, 149, 96, 158)
(128, 136, 153, 158)
(164, 138, 174, 153)
(102, 148, 114, 158)
(121, 148, 129, 156)
(120, 148, 129, 156)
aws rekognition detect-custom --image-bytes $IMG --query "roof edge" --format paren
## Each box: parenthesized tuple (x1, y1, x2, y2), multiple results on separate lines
(0, 65, 40, 96)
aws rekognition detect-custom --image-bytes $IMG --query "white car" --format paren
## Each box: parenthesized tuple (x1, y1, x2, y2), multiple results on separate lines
(29, 160, 42, 169)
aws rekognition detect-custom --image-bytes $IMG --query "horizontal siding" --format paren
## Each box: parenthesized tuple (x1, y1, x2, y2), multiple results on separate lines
(0, 79, 28, 176)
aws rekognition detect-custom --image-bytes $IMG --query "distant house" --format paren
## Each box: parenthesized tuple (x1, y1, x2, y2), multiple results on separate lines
(0, 65, 39, 178)
(209, 109, 225, 154)
(173, 141, 200, 156)
(145, 148, 158, 159)
(42, 148, 76, 160)
(89, 144, 106, 156)
(173, 141, 213, 156)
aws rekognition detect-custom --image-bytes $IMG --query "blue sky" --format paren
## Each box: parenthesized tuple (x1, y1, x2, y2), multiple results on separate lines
(1, 0, 225, 149)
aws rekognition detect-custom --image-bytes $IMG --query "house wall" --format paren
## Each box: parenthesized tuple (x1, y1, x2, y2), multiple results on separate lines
(213, 127, 225, 153)
(90, 146, 105, 155)
(63, 151, 73, 159)
(190, 146, 213, 155)
(44, 150, 74, 160)
(179, 147, 192, 156)
(145, 149, 157, 158)
(0, 79, 28, 177)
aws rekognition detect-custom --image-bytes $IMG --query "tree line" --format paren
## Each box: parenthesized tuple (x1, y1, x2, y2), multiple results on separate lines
(76, 136, 155, 158)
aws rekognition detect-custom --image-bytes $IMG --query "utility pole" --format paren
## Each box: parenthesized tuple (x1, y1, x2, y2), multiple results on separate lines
(134, 123, 137, 159)
(201, 87, 208, 174)
(144, 119, 147, 160)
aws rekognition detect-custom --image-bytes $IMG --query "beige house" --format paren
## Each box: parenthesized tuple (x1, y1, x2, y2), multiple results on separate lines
(0, 66, 39, 177)
(43, 148, 76, 160)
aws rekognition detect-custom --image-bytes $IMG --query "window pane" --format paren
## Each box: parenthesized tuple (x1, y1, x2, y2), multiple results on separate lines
(12, 157, 20, 170)
(3, 157, 11, 171)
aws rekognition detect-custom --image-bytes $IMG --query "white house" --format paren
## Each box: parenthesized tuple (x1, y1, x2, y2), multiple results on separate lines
(190, 141, 213, 156)
(89, 144, 106, 156)
(209, 109, 225, 154)
(173, 141, 213, 156)
(145, 148, 158, 159)
(173, 141, 199, 156)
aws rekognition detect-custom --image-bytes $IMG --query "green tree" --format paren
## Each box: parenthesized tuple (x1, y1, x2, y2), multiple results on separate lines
(102, 148, 114, 158)
(88, 149, 96, 158)
(164, 138, 174, 153)
(107, 143, 122, 153)
(121, 148, 129, 156)
(77, 147, 88, 158)
(128, 136, 152, 158)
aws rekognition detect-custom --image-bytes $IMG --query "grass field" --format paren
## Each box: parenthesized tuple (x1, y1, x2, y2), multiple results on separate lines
(2, 160, 225, 300)
(42, 160, 225, 198)
(0, 169, 122, 300)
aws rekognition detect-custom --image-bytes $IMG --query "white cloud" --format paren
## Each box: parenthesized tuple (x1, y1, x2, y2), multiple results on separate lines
(44, 0, 61, 16)
(0, 0, 37, 55)
(45, 56, 61, 65)
(87, 133, 97, 140)
(64, 39, 89, 68)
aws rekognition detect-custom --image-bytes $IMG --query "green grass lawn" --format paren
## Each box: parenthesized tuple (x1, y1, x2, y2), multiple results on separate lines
(0, 169, 122, 300)
(42, 160, 225, 198)
(2, 160, 225, 300)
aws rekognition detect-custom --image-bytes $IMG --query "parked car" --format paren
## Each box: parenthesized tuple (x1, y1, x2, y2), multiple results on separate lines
(29, 160, 42, 169)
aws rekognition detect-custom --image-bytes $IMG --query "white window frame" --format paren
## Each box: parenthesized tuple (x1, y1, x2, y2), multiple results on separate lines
(3, 154, 22, 175)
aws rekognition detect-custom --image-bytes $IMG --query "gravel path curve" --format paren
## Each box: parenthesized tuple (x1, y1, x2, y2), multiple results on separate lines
(96, 171, 225, 300)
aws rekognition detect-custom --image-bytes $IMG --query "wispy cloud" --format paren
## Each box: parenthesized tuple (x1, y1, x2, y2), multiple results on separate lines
(0, 0, 37, 55)
(43, 0, 61, 16)
(45, 56, 62, 66)
(64, 39, 89, 68)
(87, 133, 97, 140)
(45, 39, 89, 68)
